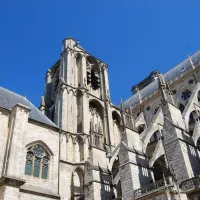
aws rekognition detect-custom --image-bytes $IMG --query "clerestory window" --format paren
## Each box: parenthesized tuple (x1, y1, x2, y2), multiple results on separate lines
(25, 144, 50, 179)
(181, 89, 192, 101)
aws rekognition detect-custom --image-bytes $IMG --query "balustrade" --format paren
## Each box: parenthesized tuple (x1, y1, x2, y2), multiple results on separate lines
(180, 175, 200, 191)
(134, 177, 172, 198)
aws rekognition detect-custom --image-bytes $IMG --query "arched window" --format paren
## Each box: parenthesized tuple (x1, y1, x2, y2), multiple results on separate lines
(112, 111, 121, 145)
(25, 144, 50, 179)
(89, 100, 104, 147)
(86, 56, 100, 90)
(152, 155, 168, 181)
(146, 130, 159, 158)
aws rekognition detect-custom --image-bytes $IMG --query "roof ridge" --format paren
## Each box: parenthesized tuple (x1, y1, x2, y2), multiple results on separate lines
(123, 49, 200, 108)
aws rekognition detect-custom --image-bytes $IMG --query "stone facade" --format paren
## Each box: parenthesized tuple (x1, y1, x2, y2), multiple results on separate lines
(1, 38, 200, 199)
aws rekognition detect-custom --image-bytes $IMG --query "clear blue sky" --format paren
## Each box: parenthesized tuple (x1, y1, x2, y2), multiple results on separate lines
(0, 0, 200, 106)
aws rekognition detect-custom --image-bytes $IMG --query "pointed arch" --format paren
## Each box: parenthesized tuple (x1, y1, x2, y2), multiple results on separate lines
(86, 56, 100, 90)
(89, 99, 104, 148)
(152, 155, 168, 181)
(89, 99, 104, 117)
(71, 167, 84, 199)
(25, 143, 50, 179)
(25, 140, 53, 156)
(112, 111, 122, 145)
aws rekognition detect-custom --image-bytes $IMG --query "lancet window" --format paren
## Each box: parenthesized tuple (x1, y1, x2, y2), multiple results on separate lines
(89, 101, 104, 148)
(25, 144, 50, 179)
(86, 56, 100, 90)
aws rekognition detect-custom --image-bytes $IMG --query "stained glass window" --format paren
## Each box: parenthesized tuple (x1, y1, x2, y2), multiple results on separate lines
(181, 89, 192, 101)
(25, 144, 49, 179)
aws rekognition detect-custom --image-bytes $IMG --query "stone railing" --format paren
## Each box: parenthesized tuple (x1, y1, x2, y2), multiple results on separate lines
(180, 175, 200, 191)
(134, 177, 172, 198)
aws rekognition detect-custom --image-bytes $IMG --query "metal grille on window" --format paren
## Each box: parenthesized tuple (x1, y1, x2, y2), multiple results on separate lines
(25, 144, 50, 179)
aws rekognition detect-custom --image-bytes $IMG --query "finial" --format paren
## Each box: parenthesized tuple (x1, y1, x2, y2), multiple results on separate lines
(120, 98, 124, 111)
(40, 96, 45, 107)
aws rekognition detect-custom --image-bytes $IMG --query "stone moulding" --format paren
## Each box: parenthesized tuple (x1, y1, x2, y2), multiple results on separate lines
(0, 176, 26, 188)
(180, 175, 200, 192)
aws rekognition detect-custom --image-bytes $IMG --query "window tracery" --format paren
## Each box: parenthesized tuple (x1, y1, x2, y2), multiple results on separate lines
(89, 101, 104, 148)
(25, 144, 50, 179)
(181, 89, 192, 101)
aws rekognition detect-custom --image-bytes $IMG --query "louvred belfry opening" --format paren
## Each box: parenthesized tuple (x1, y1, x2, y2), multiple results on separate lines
(86, 56, 100, 90)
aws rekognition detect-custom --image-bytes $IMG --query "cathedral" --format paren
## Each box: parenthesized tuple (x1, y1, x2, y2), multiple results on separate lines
(1, 38, 200, 200)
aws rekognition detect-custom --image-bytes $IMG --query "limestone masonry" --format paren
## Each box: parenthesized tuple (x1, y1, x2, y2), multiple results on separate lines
(1, 38, 200, 199)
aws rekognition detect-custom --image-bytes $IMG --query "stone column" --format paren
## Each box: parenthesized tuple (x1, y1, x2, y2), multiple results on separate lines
(82, 92, 89, 135)
(59, 87, 68, 131)
(0, 104, 29, 200)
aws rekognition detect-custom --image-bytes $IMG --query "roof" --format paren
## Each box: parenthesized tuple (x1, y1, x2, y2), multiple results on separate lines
(0, 87, 58, 128)
(124, 50, 200, 108)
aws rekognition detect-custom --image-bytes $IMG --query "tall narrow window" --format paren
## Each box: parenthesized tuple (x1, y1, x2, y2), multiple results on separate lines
(25, 144, 50, 179)
(86, 56, 100, 90)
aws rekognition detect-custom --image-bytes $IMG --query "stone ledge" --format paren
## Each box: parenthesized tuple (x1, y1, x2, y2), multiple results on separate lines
(20, 185, 60, 199)
(0, 176, 26, 188)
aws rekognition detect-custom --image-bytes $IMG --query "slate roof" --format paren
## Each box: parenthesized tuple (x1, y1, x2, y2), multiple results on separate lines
(124, 50, 200, 108)
(0, 87, 58, 128)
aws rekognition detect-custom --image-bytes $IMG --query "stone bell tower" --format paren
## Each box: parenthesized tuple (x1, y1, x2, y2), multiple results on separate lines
(43, 38, 116, 200)
(53, 38, 112, 141)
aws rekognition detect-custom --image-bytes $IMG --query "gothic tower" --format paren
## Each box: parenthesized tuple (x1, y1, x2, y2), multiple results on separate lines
(43, 38, 121, 200)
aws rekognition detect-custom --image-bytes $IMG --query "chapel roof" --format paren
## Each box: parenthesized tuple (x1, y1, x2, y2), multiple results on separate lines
(124, 50, 200, 108)
(0, 87, 58, 128)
